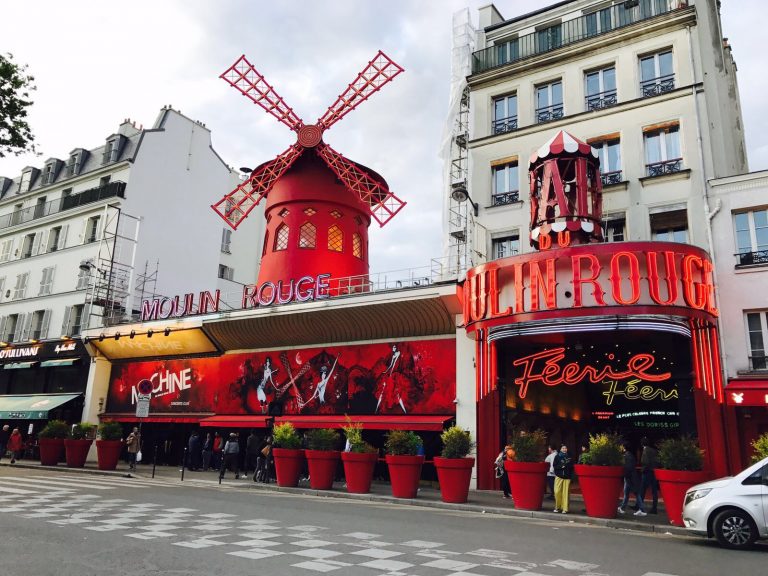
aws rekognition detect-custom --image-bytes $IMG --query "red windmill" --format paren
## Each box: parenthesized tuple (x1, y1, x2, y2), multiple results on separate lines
(213, 51, 406, 294)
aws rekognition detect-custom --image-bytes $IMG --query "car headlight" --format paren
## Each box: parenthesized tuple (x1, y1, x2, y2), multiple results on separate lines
(684, 488, 712, 506)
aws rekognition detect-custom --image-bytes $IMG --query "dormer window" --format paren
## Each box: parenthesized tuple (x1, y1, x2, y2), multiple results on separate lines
(102, 136, 124, 164)
(18, 168, 36, 193)
(67, 153, 80, 176)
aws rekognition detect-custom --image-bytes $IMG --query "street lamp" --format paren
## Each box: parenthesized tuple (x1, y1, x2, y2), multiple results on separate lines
(451, 182, 479, 217)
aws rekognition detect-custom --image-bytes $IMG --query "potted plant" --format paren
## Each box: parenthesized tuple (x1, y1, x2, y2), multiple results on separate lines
(341, 420, 379, 494)
(304, 428, 341, 490)
(750, 432, 768, 463)
(38, 420, 68, 466)
(384, 430, 423, 499)
(574, 433, 624, 519)
(272, 422, 304, 487)
(655, 436, 709, 527)
(505, 429, 548, 510)
(95, 421, 123, 471)
(434, 426, 475, 503)
(64, 422, 95, 468)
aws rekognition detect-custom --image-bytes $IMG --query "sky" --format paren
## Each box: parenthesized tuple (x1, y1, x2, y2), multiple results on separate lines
(1, 0, 765, 276)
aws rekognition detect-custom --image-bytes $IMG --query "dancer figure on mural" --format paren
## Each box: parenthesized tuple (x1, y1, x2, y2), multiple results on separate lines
(375, 344, 407, 414)
(257, 357, 278, 413)
(305, 354, 340, 407)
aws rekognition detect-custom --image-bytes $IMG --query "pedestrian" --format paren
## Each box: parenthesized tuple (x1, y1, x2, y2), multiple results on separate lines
(618, 443, 646, 516)
(8, 428, 24, 464)
(220, 432, 240, 479)
(544, 444, 557, 499)
(639, 437, 659, 514)
(0, 425, 10, 462)
(255, 435, 273, 483)
(577, 444, 589, 464)
(245, 430, 260, 475)
(201, 432, 213, 471)
(126, 427, 141, 471)
(187, 431, 201, 471)
(212, 432, 223, 470)
(552, 444, 573, 514)
(494, 444, 513, 499)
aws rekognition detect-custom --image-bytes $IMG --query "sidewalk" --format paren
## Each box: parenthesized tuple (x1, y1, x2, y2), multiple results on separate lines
(0, 459, 687, 537)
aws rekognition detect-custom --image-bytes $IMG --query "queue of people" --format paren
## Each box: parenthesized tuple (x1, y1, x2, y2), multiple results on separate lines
(177, 429, 275, 482)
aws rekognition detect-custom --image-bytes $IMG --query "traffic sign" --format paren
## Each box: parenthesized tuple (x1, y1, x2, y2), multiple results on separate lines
(135, 393, 151, 418)
(137, 379, 153, 395)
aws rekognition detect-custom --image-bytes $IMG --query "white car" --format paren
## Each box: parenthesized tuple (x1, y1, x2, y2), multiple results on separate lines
(682, 456, 768, 549)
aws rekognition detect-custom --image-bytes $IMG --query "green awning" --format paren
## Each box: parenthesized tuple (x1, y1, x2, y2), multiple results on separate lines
(40, 358, 79, 368)
(4, 362, 38, 370)
(0, 393, 81, 419)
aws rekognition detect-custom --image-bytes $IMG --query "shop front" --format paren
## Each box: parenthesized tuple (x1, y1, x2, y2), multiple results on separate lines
(723, 378, 768, 468)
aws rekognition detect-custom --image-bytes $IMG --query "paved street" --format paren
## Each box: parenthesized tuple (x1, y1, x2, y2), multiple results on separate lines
(0, 467, 764, 576)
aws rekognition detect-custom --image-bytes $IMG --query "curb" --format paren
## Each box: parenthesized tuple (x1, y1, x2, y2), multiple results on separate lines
(0, 461, 138, 479)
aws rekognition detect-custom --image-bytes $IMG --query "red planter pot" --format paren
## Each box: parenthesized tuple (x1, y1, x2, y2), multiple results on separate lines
(96, 440, 123, 471)
(305, 450, 340, 490)
(273, 448, 305, 487)
(434, 456, 475, 503)
(574, 464, 624, 519)
(505, 461, 549, 510)
(385, 454, 424, 499)
(655, 469, 711, 527)
(341, 451, 378, 494)
(38, 438, 65, 466)
(64, 439, 93, 468)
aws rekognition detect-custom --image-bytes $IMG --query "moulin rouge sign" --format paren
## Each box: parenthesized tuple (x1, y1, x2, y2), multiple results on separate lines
(461, 242, 718, 327)
(141, 274, 331, 321)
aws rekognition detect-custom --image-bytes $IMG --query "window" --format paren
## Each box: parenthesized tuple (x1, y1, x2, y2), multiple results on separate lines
(12, 272, 29, 300)
(746, 312, 768, 370)
(274, 224, 289, 251)
(492, 162, 520, 206)
(492, 234, 520, 259)
(34, 196, 47, 218)
(30, 310, 50, 340)
(278, 208, 290, 218)
(20, 233, 35, 259)
(592, 139, 622, 185)
(18, 170, 33, 193)
(47, 225, 66, 252)
(84, 216, 100, 243)
(67, 153, 80, 177)
(221, 228, 232, 253)
(640, 50, 674, 98)
(76, 266, 90, 290)
(492, 94, 518, 134)
(734, 210, 768, 266)
(535, 80, 563, 123)
(536, 24, 562, 52)
(102, 139, 120, 164)
(650, 209, 688, 243)
(328, 225, 343, 252)
(0, 277, 5, 303)
(304, 207, 316, 216)
(69, 305, 85, 336)
(39, 266, 55, 296)
(298, 222, 316, 249)
(603, 214, 626, 242)
(584, 8, 614, 37)
(495, 39, 519, 65)
(218, 264, 234, 281)
(4, 315, 18, 342)
(585, 66, 616, 110)
(644, 124, 681, 176)
(224, 198, 238, 225)
(353, 233, 363, 259)
(0, 239, 12, 263)
(330, 210, 342, 219)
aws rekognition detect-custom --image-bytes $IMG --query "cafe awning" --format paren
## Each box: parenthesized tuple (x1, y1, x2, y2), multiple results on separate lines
(100, 413, 212, 423)
(276, 415, 454, 431)
(40, 358, 80, 367)
(199, 415, 271, 428)
(0, 393, 81, 419)
(725, 379, 768, 407)
(3, 362, 38, 370)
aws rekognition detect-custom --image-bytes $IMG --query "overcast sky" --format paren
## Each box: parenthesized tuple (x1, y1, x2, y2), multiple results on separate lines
(1, 0, 764, 276)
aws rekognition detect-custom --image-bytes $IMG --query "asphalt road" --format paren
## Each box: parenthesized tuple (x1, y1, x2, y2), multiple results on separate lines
(0, 467, 764, 576)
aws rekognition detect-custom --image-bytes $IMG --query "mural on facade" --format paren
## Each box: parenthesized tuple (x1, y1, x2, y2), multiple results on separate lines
(106, 339, 456, 416)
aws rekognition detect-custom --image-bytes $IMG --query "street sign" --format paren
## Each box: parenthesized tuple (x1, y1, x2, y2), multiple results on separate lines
(135, 393, 151, 418)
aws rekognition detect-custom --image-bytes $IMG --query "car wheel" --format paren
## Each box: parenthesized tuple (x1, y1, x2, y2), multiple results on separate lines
(713, 508, 758, 549)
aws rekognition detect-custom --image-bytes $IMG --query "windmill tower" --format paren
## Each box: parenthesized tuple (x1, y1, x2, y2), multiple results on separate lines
(213, 52, 406, 293)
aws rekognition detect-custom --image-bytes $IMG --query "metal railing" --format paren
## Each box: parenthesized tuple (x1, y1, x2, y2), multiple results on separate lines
(640, 74, 675, 98)
(0, 181, 126, 231)
(601, 170, 623, 186)
(585, 89, 618, 111)
(646, 158, 682, 177)
(472, 0, 679, 74)
(492, 115, 518, 135)
(492, 191, 520, 206)
(536, 105, 564, 123)
(736, 250, 768, 267)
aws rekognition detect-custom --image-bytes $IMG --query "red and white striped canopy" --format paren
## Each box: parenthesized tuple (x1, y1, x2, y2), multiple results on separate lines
(529, 130, 598, 165)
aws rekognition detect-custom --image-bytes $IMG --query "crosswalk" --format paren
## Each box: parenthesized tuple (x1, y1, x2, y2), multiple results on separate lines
(0, 473, 174, 496)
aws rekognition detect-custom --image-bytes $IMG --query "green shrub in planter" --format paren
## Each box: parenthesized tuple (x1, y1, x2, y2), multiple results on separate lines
(306, 428, 340, 451)
(69, 422, 95, 440)
(583, 433, 623, 466)
(658, 436, 704, 471)
(751, 432, 768, 463)
(440, 426, 473, 459)
(38, 420, 69, 439)
(385, 430, 421, 456)
(98, 421, 123, 441)
(510, 429, 547, 463)
(342, 420, 377, 454)
(273, 422, 302, 449)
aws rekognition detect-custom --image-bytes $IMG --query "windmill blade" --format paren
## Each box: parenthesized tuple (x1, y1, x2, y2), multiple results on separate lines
(317, 51, 404, 131)
(212, 144, 304, 230)
(316, 143, 406, 227)
(220, 55, 304, 131)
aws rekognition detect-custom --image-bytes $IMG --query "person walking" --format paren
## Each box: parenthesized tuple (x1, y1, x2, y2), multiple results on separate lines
(245, 430, 260, 476)
(7, 428, 23, 464)
(494, 445, 514, 499)
(255, 435, 273, 483)
(126, 427, 141, 471)
(544, 444, 557, 499)
(0, 425, 10, 462)
(639, 437, 659, 514)
(187, 431, 201, 471)
(201, 432, 213, 471)
(220, 432, 241, 480)
(618, 443, 646, 516)
(552, 444, 573, 514)
(212, 432, 223, 470)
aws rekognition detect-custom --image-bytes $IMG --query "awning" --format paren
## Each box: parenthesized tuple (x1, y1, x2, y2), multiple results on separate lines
(275, 415, 454, 431)
(4, 362, 38, 370)
(100, 413, 212, 423)
(0, 393, 81, 419)
(199, 415, 271, 428)
(725, 379, 768, 407)
(40, 358, 80, 368)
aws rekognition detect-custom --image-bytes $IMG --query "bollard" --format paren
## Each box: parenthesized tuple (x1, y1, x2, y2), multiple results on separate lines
(152, 443, 158, 479)
(181, 447, 187, 481)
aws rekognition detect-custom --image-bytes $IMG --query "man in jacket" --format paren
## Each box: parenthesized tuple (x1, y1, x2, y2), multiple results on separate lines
(552, 445, 573, 514)
(126, 427, 141, 471)
(245, 431, 260, 476)
(220, 433, 241, 480)
(639, 437, 659, 514)
(618, 444, 646, 516)
(0, 425, 10, 462)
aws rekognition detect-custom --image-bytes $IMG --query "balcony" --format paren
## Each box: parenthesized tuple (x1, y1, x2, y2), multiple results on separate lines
(736, 250, 768, 268)
(472, 0, 680, 75)
(492, 115, 518, 135)
(600, 170, 623, 186)
(536, 105, 564, 124)
(0, 181, 126, 232)
(492, 191, 520, 206)
(586, 89, 618, 111)
(646, 158, 682, 177)
(640, 74, 675, 98)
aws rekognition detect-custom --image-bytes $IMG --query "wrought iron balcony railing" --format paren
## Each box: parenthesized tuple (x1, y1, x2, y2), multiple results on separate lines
(492, 191, 520, 206)
(492, 115, 518, 135)
(471, 0, 680, 75)
(749, 355, 767, 371)
(536, 105, 564, 124)
(600, 170, 623, 186)
(0, 181, 126, 231)
(640, 74, 675, 98)
(586, 90, 618, 111)
(736, 250, 768, 267)
(646, 158, 682, 177)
